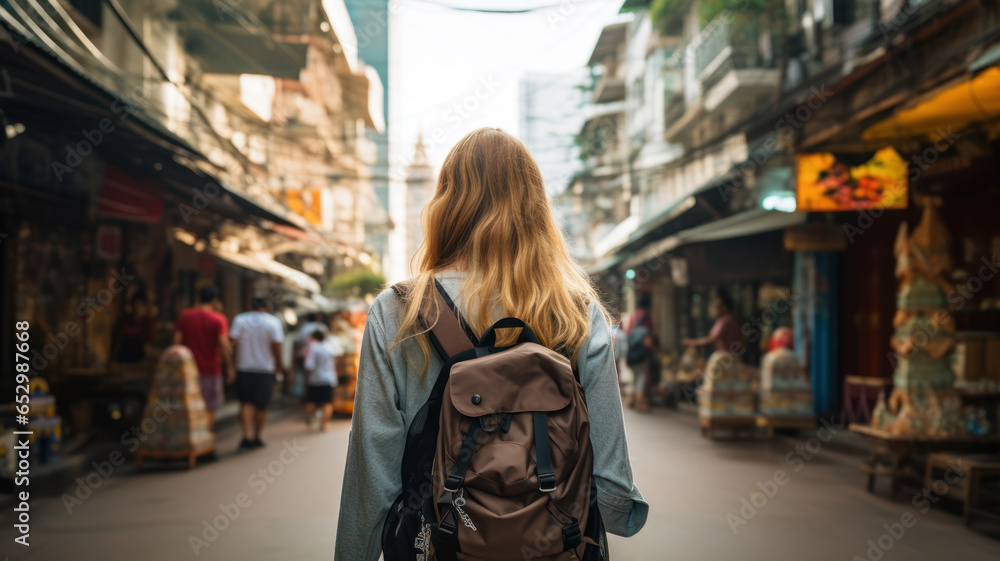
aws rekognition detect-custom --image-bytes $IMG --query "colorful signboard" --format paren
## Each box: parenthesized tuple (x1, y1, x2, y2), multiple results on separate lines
(796, 147, 908, 211)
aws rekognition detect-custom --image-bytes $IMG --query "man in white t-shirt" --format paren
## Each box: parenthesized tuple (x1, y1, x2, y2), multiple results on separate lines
(230, 298, 285, 450)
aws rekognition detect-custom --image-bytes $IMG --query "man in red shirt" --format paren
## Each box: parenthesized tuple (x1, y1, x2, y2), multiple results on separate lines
(174, 285, 235, 429)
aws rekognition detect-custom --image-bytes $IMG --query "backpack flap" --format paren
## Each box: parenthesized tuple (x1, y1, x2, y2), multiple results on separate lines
(449, 343, 575, 417)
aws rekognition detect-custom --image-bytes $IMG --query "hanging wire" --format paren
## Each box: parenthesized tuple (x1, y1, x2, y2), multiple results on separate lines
(100, 0, 251, 167)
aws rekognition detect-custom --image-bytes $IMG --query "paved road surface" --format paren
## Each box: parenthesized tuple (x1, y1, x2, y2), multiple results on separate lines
(3, 407, 998, 560)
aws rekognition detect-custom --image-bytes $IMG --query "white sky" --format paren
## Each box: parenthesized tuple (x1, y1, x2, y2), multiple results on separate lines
(389, 0, 629, 172)
(384, 0, 629, 281)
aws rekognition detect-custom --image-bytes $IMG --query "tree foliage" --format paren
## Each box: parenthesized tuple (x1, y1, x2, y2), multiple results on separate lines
(327, 269, 386, 298)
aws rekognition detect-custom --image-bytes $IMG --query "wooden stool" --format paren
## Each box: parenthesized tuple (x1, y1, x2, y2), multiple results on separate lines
(700, 416, 756, 440)
(924, 452, 1000, 525)
(756, 415, 817, 439)
(136, 441, 216, 470)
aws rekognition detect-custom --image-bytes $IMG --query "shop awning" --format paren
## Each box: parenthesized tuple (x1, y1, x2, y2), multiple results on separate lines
(207, 247, 322, 294)
(292, 294, 321, 313)
(622, 209, 805, 269)
(206, 247, 271, 275)
(219, 182, 313, 231)
(259, 259, 323, 294)
(0, 8, 309, 233)
(593, 215, 640, 258)
(623, 166, 740, 247)
(584, 252, 629, 276)
(678, 208, 806, 244)
(862, 66, 1000, 141)
(624, 195, 698, 246)
(0, 7, 206, 161)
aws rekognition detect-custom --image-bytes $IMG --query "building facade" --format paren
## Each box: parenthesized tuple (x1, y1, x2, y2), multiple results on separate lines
(569, 0, 1000, 418)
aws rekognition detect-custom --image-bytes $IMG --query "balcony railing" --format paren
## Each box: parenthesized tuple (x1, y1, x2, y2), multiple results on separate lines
(693, 15, 729, 78)
(693, 15, 772, 92)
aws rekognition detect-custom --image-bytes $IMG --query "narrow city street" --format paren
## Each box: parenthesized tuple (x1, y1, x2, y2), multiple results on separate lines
(4, 407, 997, 561)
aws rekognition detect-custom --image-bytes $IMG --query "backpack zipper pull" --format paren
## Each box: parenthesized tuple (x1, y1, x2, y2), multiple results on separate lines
(452, 488, 477, 532)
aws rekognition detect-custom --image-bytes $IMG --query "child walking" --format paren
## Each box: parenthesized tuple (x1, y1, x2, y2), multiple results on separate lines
(302, 329, 341, 431)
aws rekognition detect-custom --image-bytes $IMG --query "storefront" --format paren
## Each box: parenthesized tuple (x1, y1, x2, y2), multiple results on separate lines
(791, 32, 1000, 432)
(0, 22, 327, 456)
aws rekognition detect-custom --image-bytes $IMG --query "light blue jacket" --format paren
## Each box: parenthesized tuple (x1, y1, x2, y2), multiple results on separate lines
(335, 271, 648, 560)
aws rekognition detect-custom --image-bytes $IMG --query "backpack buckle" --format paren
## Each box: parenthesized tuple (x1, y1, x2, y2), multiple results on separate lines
(479, 413, 513, 434)
(562, 522, 582, 550)
(538, 473, 557, 493)
(444, 474, 464, 493)
(436, 520, 457, 544)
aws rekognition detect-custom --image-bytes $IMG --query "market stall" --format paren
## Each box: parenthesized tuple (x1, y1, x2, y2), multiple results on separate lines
(850, 197, 1000, 510)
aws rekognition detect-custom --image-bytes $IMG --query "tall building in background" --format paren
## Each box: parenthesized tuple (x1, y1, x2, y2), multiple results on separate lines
(345, 0, 392, 273)
(518, 71, 592, 195)
(405, 135, 435, 266)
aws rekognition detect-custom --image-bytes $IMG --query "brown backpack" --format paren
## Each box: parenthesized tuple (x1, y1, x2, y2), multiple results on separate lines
(383, 281, 608, 561)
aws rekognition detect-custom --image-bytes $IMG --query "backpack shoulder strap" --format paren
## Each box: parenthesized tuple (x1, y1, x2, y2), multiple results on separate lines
(391, 280, 476, 359)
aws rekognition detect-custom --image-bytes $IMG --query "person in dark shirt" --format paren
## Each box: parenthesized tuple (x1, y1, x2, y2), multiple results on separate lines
(627, 293, 659, 412)
(682, 290, 741, 352)
(113, 294, 154, 363)
(683, 289, 744, 389)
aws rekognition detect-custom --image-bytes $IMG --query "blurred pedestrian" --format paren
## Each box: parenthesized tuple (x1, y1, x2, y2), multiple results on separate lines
(173, 285, 234, 430)
(626, 292, 659, 412)
(682, 289, 742, 387)
(112, 293, 154, 364)
(302, 328, 341, 431)
(230, 297, 285, 450)
(292, 312, 325, 397)
(612, 321, 633, 398)
(330, 311, 360, 414)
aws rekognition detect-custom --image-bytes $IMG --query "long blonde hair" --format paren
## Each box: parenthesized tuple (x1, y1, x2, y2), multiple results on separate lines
(393, 127, 607, 374)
